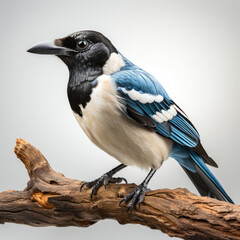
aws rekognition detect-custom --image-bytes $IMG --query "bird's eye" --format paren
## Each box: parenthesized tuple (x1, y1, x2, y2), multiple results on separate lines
(77, 40, 88, 50)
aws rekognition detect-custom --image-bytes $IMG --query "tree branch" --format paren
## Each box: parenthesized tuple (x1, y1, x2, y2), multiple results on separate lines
(0, 138, 239, 239)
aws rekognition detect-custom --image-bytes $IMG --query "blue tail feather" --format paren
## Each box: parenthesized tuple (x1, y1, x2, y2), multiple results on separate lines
(170, 144, 234, 204)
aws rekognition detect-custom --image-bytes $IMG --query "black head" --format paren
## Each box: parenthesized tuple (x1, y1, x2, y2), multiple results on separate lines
(27, 30, 118, 74)
(28, 31, 119, 116)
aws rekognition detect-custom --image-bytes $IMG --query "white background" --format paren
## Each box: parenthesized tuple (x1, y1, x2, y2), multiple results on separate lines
(0, 0, 239, 239)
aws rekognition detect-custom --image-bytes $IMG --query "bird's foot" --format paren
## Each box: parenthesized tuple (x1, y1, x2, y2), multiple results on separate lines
(80, 173, 127, 200)
(119, 183, 149, 211)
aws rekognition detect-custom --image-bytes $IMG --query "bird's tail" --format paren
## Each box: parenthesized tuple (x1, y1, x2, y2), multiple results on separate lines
(170, 144, 234, 203)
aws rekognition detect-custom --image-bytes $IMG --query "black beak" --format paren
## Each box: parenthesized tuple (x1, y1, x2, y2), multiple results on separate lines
(27, 40, 77, 56)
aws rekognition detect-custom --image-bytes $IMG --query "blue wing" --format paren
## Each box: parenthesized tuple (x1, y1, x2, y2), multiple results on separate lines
(111, 61, 234, 203)
(112, 68, 217, 166)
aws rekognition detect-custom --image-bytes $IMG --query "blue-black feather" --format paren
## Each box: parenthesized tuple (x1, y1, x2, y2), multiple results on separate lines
(170, 144, 234, 203)
(189, 151, 234, 203)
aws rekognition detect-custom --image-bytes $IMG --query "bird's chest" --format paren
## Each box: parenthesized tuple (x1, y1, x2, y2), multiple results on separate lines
(73, 74, 172, 169)
(73, 75, 123, 145)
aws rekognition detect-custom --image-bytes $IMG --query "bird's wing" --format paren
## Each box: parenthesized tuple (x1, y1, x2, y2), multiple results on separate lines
(112, 69, 217, 167)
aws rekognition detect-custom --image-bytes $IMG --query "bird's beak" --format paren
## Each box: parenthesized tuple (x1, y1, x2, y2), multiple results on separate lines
(27, 40, 77, 56)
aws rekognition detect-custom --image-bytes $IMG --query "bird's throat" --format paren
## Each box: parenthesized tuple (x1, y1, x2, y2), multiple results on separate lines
(67, 67, 100, 117)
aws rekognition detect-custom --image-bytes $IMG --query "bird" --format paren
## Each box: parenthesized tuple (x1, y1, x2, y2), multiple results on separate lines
(27, 30, 234, 209)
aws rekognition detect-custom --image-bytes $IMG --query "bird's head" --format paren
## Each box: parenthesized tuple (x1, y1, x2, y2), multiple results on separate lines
(27, 30, 124, 81)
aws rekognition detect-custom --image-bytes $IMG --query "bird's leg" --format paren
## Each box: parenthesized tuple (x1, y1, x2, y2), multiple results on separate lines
(80, 164, 127, 200)
(120, 168, 156, 211)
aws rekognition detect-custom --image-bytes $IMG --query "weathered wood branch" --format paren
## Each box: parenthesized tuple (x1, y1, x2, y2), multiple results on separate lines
(0, 139, 239, 239)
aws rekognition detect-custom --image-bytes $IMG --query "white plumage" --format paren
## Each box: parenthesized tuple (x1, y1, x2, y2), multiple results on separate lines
(152, 114, 164, 123)
(152, 106, 178, 124)
(102, 53, 125, 75)
(120, 87, 164, 104)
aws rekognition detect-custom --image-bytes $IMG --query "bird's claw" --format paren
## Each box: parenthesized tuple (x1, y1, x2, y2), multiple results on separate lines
(80, 174, 127, 200)
(119, 184, 148, 211)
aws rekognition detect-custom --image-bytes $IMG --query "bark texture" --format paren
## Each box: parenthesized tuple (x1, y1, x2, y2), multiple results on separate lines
(0, 138, 239, 240)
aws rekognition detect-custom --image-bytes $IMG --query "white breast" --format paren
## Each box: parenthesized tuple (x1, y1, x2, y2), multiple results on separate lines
(74, 74, 173, 170)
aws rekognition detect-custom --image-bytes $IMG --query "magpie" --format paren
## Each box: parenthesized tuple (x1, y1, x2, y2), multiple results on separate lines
(28, 30, 234, 209)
